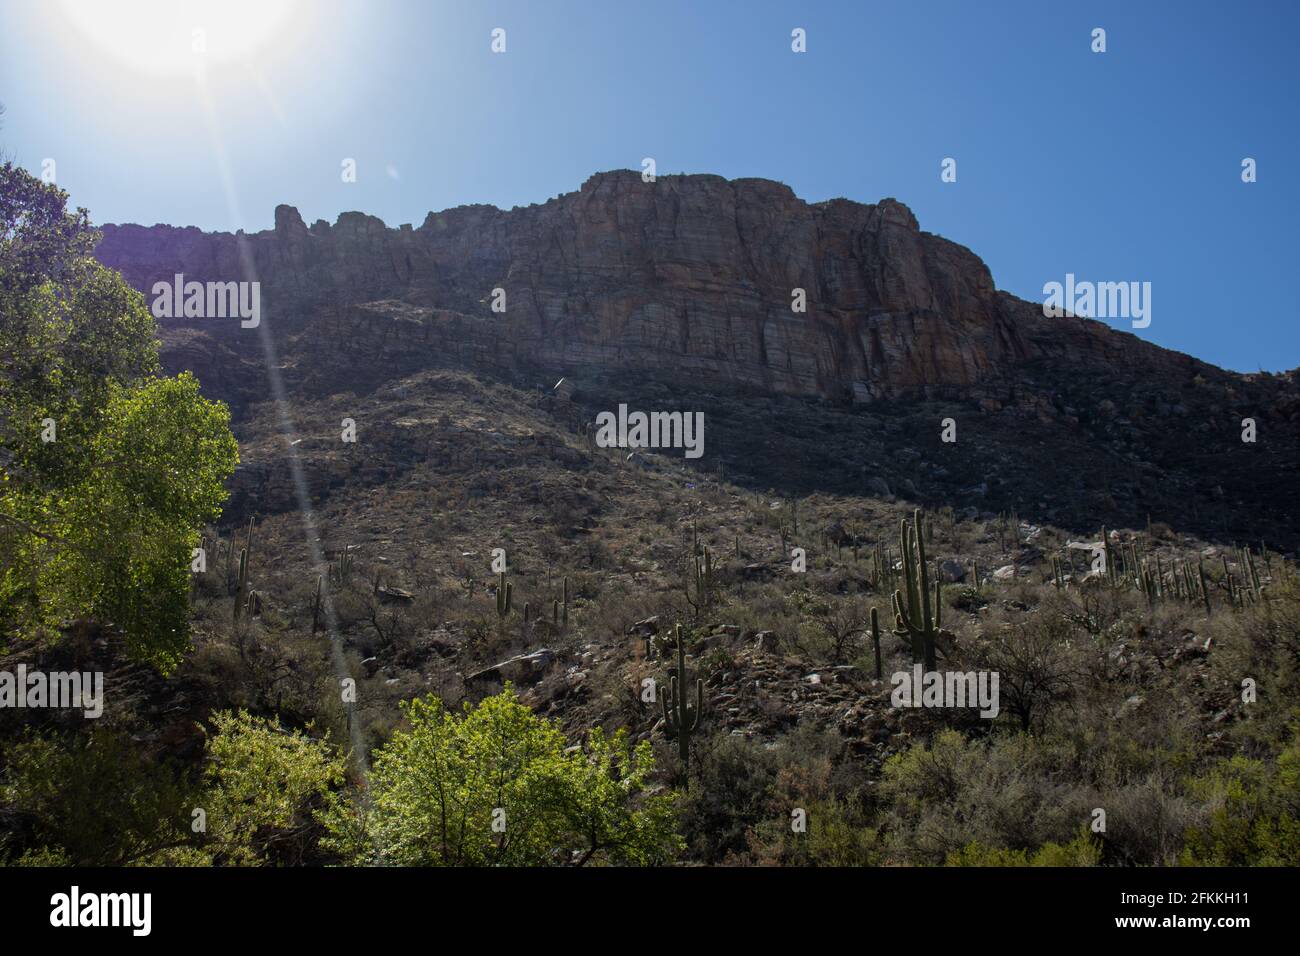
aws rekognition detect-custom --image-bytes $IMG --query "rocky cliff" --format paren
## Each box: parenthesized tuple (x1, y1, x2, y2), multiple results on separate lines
(96, 170, 1209, 403)
(94, 170, 1300, 547)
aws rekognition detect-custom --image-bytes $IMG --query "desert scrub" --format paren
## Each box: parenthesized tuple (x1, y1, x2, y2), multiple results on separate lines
(1179, 726, 1300, 866)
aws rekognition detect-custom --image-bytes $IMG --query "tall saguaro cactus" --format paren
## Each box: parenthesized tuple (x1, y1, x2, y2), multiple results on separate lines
(1198, 558, 1212, 616)
(233, 547, 249, 621)
(891, 509, 945, 671)
(495, 571, 513, 619)
(311, 575, 323, 635)
(869, 606, 882, 680)
(686, 545, 714, 618)
(661, 623, 703, 788)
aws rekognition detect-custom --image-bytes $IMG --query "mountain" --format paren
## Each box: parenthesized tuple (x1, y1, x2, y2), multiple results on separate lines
(94, 170, 1300, 548)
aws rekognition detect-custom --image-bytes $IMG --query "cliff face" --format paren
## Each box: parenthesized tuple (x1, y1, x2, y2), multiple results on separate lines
(94, 170, 1204, 403)
(93, 170, 1300, 547)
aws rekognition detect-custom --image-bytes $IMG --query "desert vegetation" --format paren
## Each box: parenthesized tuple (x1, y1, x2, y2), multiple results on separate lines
(1, 162, 1297, 869)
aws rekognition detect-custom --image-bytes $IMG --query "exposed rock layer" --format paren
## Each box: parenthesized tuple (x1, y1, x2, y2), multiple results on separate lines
(96, 170, 1206, 403)
(94, 171, 1300, 547)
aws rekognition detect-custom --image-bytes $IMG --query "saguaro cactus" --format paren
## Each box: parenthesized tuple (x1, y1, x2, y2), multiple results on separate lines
(686, 545, 714, 617)
(333, 546, 355, 587)
(1198, 558, 1212, 616)
(661, 623, 703, 788)
(869, 606, 882, 680)
(1242, 546, 1263, 599)
(233, 547, 249, 621)
(495, 571, 513, 619)
(891, 509, 945, 671)
(872, 541, 896, 591)
(1100, 527, 1117, 587)
(311, 575, 323, 635)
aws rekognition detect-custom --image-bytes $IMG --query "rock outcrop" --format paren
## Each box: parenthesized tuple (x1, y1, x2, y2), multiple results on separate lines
(93, 170, 1300, 548)
(95, 170, 1207, 405)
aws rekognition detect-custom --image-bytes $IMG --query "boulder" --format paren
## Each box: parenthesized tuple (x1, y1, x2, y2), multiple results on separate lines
(466, 649, 558, 685)
(939, 559, 966, 583)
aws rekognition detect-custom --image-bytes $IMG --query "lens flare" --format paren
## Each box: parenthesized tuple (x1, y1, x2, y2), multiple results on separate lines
(55, 0, 300, 77)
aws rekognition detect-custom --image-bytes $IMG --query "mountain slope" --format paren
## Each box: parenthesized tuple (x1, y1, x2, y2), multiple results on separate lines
(94, 170, 1300, 548)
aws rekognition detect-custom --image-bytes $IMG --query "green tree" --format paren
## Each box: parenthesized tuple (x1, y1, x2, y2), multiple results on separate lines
(0, 728, 191, 866)
(325, 686, 680, 866)
(0, 711, 343, 867)
(0, 161, 237, 670)
(194, 710, 346, 866)
(553, 726, 679, 866)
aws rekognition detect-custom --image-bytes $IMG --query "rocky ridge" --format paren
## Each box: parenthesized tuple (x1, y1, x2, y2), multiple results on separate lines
(94, 170, 1300, 548)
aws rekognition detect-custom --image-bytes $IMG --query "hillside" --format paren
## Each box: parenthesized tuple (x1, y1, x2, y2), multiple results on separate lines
(95, 171, 1300, 548)
(3, 169, 1295, 870)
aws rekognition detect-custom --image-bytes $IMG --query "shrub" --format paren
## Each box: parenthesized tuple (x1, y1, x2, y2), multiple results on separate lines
(1180, 728, 1300, 866)
(324, 686, 680, 866)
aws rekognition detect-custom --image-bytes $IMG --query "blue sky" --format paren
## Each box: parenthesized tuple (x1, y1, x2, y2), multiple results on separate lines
(2, 0, 1296, 372)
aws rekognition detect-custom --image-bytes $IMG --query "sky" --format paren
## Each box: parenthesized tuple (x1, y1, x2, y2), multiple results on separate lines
(1, 0, 1296, 372)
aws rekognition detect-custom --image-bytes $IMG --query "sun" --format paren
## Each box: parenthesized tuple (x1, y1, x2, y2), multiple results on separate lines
(55, 0, 301, 77)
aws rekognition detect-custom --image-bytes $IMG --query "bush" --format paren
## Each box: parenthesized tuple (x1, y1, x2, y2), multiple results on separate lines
(946, 827, 1102, 867)
(880, 730, 1089, 865)
(324, 686, 680, 866)
(1180, 728, 1300, 866)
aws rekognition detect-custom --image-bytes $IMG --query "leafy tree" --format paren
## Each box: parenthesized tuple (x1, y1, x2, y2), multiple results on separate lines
(325, 686, 680, 866)
(553, 725, 678, 865)
(194, 710, 346, 866)
(0, 161, 237, 670)
(0, 711, 343, 866)
(0, 728, 191, 866)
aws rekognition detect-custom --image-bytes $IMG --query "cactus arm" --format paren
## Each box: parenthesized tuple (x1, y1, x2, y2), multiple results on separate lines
(933, 575, 942, 630)
(892, 589, 911, 633)
(915, 512, 932, 631)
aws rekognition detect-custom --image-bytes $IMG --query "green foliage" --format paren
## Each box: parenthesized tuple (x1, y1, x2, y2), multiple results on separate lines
(0, 728, 191, 866)
(946, 827, 1102, 867)
(749, 797, 882, 866)
(197, 710, 345, 866)
(0, 162, 238, 670)
(325, 686, 680, 866)
(554, 725, 679, 866)
(879, 729, 1087, 865)
(1180, 729, 1300, 866)
(0, 711, 341, 866)
(678, 734, 776, 863)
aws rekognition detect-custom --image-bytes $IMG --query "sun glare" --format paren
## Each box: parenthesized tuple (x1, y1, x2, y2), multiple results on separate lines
(55, 0, 300, 77)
